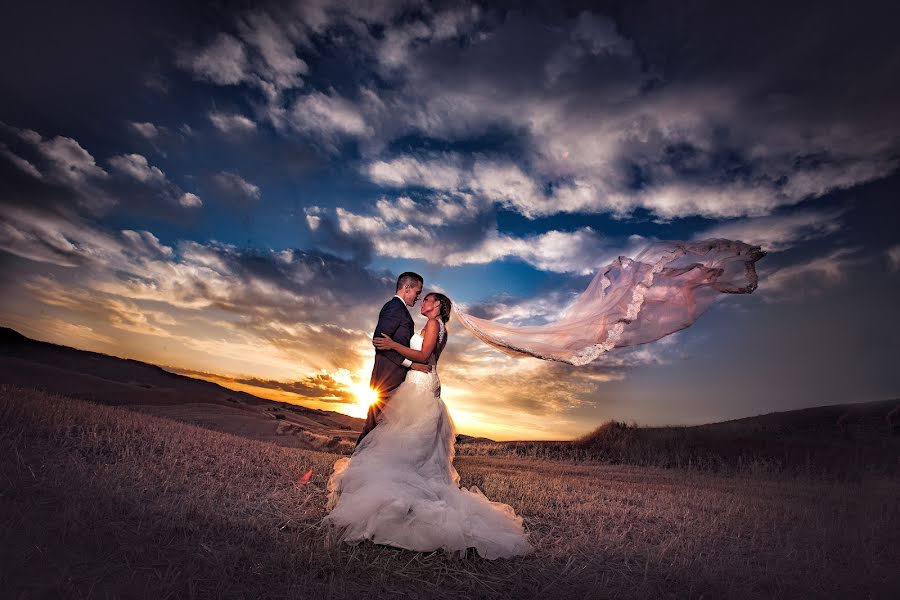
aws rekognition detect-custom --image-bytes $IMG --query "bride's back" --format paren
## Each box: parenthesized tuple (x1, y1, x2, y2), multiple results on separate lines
(429, 319, 447, 367)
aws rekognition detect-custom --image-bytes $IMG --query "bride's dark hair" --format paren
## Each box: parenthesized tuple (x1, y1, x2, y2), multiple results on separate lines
(427, 293, 452, 324)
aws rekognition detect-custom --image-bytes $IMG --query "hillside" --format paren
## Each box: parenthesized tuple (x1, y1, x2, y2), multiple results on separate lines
(457, 399, 900, 477)
(3, 326, 899, 473)
(0, 327, 363, 451)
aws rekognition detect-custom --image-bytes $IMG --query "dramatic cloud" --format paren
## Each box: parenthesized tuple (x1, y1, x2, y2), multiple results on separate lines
(1, 1, 897, 437)
(166, 3, 900, 225)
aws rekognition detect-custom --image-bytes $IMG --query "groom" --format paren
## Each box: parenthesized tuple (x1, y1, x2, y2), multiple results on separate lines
(355, 271, 424, 446)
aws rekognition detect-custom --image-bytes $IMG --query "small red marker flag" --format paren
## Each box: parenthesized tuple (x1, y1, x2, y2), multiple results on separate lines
(299, 469, 312, 485)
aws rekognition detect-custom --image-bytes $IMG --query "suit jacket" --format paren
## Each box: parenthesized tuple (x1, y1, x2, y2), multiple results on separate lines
(369, 296, 414, 399)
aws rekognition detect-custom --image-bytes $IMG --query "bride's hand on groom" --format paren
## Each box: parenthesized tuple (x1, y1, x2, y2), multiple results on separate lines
(373, 333, 396, 350)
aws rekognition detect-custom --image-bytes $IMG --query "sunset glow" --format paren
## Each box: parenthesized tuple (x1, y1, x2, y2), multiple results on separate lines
(0, 0, 897, 442)
(348, 383, 379, 420)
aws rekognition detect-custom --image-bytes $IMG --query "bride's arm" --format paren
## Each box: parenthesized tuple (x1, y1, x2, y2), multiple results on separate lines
(375, 319, 438, 362)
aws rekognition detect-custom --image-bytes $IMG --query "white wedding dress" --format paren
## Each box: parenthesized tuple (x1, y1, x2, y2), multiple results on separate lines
(322, 320, 533, 559)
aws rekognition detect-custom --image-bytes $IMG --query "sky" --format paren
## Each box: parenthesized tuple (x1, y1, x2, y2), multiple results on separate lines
(1, 0, 899, 440)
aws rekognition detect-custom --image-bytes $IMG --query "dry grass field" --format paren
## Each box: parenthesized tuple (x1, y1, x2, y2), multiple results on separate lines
(456, 402, 900, 480)
(2, 385, 898, 599)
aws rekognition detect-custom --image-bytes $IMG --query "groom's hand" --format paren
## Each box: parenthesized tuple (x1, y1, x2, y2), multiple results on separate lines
(373, 333, 395, 350)
(410, 363, 433, 373)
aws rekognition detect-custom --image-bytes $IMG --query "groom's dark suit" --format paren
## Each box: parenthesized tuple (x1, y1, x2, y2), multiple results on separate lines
(356, 296, 414, 446)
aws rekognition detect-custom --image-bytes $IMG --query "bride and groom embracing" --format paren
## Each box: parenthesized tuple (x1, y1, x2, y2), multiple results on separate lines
(321, 240, 765, 559)
(322, 272, 534, 560)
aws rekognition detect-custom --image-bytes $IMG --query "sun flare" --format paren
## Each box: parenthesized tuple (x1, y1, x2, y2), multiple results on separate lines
(349, 382, 379, 419)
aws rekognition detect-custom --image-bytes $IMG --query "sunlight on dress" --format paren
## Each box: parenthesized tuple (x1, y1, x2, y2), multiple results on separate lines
(322, 321, 533, 560)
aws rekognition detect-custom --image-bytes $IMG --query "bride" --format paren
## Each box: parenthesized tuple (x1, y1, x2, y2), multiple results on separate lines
(322, 292, 534, 560)
(321, 239, 764, 559)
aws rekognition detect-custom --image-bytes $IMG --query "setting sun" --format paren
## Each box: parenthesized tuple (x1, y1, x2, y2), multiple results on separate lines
(349, 383, 379, 419)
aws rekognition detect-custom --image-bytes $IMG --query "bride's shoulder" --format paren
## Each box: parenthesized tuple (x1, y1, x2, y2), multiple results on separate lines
(423, 318, 444, 335)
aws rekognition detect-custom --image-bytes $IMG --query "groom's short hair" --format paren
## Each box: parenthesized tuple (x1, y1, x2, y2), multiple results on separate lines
(396, 271, 423, 291)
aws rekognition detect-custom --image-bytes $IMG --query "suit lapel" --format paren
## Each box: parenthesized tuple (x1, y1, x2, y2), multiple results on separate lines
(395, 297, 412, 324)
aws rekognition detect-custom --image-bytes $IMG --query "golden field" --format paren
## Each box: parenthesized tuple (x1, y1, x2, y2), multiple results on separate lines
(2, 385, 898, 599)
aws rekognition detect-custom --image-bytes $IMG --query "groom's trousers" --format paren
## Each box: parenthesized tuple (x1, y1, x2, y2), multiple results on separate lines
(356, 394, 390, 446)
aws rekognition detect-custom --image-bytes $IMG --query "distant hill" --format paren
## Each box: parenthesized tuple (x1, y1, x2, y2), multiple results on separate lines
(4, 326, 898, 471)
(457, 398, 900, 477)
(0, 327, 363, 449)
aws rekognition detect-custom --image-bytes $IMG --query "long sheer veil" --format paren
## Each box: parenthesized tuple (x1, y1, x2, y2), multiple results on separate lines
(453, 239, 765, 366)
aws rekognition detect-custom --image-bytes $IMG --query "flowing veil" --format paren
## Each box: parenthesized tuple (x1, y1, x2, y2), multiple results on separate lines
(454, 239, 765, 366)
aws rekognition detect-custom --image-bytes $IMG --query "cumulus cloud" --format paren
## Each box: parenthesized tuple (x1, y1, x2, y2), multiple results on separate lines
(179, 192, 203, 208)
(178, 33, 250, 85)
(237, 11, 308, 92)
(109, 153, 167, 185)
(367, 155, 464, 189)
(129, 121, 161, 139)
(177, 8, 314, 101)
(8, 127, 107, 184)
(0, 123, 111, 210)
(106, 153, 201, 209)
(327, 201, 644, 274)
(364, 155, 554, 217)
(288, 91, 372, 142)
(208, 111, 257, 134)
(31, 133, 109, 185)
(211, 171, 261, 200)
